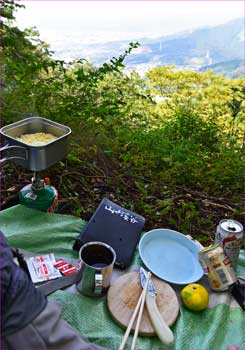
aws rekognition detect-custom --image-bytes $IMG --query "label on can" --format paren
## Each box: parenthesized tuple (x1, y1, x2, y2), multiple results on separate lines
(222, 235, 242, 267)
(199, 244, 237, 291)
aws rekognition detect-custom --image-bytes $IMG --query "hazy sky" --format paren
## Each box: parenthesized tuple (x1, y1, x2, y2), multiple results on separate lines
(15, 1, 244, 48)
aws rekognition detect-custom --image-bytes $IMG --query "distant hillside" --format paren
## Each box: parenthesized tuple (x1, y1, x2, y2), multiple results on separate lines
(123, 18, 244, 72)
(199, 59, 244, 78)
(54, 18, 244, 77)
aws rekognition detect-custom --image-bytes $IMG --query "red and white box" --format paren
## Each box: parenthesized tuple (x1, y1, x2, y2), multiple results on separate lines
(53, 259, 78, 276)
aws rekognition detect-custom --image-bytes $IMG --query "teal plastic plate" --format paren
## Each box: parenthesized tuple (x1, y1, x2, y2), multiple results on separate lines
(139, 229, 203, 284)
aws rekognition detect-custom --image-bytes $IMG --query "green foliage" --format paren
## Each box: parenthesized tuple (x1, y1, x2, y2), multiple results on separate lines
(1, 5, 56, 120)
(2, 2, 139, 125)
(146, 66, 244, 140)
(0, 0, 24, 20)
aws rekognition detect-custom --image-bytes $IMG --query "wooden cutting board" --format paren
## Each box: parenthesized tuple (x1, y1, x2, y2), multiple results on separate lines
(107, 271, 179, 336)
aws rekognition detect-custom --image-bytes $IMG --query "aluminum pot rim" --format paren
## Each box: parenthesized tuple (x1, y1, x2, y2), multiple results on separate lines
(0, 116, 71, 148)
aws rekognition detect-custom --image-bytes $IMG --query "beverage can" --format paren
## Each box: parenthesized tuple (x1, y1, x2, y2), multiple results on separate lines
(215, 219, 243, 269)
(199, 244, 237, 291)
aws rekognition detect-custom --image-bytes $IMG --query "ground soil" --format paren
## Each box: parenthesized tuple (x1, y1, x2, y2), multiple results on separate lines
(1, 159, 243, 246)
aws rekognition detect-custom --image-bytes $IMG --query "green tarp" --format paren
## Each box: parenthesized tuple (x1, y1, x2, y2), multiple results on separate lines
(1, 205, 244, 350)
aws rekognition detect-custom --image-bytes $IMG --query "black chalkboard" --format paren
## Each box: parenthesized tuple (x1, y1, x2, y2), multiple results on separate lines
(73, 198, 145, 269)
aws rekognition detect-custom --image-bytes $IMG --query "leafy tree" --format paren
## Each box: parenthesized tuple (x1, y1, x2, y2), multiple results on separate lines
(1, 0, 139, 126)
(146, 66, 244, 142)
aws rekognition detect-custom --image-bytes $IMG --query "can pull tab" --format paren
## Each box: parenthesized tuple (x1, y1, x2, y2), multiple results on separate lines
(227, 220, 236, 231)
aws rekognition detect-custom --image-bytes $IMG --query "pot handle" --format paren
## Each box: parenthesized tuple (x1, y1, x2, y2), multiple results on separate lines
(0, 144, 28, 163)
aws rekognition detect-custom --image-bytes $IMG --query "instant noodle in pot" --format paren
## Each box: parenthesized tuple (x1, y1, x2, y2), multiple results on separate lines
(0, 116, 71, 212)
(17, 132, 57, 146)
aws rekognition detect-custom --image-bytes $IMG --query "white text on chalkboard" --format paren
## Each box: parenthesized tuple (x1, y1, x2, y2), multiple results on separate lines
(105, 205, 139, 224)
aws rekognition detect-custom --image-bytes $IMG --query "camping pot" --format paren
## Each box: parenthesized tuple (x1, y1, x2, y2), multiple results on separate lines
(0, 117, 71, 171)
(77, 241, 116, 297)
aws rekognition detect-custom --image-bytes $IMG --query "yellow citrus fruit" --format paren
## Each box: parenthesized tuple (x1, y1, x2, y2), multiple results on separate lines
(180, 283, 209, 311)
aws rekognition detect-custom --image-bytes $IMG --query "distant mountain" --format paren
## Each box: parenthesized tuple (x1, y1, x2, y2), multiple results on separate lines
(199, 59, 244, 79)
(54, 18, 244, 77)
(123, 17, 244, 75)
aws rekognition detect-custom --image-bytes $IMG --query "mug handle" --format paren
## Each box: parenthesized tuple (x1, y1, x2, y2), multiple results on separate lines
(94, 272, 103, 296)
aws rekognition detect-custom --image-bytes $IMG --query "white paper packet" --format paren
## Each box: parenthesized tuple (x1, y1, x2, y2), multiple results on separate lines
(26, 254, 62, 283)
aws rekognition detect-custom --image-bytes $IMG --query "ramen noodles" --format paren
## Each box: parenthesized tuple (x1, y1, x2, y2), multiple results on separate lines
(17, 132, 57, 146)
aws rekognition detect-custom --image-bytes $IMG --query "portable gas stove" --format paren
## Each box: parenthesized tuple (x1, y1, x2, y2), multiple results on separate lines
(0, 116, 71, 212)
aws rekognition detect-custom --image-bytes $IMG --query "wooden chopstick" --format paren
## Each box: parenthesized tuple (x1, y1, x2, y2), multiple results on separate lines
(118, 288, 144, 350)
(119, 271, 151, 350)
(130, 272, 151, 350)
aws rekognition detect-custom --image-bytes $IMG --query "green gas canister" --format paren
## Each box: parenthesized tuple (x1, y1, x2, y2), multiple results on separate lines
(19, 177, 58, 212)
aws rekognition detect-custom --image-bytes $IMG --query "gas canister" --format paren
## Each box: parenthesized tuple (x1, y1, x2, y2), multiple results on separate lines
(19, 177, 58, 212)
